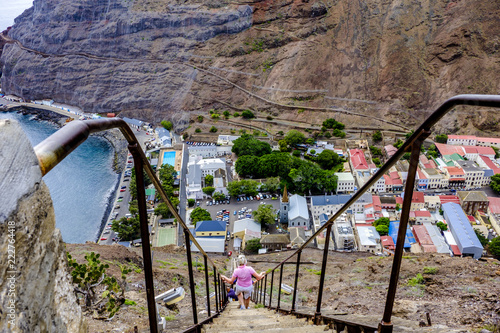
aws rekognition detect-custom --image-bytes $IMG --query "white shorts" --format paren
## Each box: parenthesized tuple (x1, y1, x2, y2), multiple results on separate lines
(235, 285, 253, 299)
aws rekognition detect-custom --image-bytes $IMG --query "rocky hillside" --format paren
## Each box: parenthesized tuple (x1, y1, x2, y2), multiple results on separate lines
(1, 0, 500, 132)
(65, 244, 500, 332)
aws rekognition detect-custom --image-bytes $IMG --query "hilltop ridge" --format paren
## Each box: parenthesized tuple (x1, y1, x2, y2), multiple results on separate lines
(1, 0, 500, 133)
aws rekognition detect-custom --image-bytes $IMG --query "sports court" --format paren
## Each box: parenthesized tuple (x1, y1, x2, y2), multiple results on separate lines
(157, 227, 176, 247)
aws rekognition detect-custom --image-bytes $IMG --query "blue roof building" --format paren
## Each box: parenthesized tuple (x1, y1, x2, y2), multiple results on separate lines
(311, 194, 352, 220)
(194, 220, 226, 237)
(389, 221, 416, 249)
(442, 202, 483, 259)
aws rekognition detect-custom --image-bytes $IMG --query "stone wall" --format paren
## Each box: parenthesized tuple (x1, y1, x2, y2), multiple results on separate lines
(0, 119, 86, 332)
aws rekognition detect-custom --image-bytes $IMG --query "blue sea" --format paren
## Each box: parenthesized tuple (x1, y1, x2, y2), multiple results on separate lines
(0, 0, 33, 31)
(0, 112, 118, 243)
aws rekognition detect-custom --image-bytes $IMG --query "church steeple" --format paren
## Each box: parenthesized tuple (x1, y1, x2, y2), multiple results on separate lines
(282, 185, 289, 203)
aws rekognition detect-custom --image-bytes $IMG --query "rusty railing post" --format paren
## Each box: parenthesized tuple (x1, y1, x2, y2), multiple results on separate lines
(213, 267, 219, 313)
(130, 145, 158, 333)
(204, 256, 211, 317)
(379, 134, 427, 333)
(314, 222, 333, 325)
(259, 278, 263, 304)
(291, 250, 301, 314)
(263, 273, 268, 307)
(184, 229, 198, 326)
(268, 270, 275, 309)
(277, 263, 284, 311)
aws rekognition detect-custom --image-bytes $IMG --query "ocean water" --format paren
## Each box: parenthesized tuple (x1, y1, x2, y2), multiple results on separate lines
(0, 0, 33, 31)
(0, 112, 118, 243)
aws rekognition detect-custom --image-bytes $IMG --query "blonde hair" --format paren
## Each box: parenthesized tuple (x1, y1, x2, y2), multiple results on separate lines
(237, 255, 247, 266)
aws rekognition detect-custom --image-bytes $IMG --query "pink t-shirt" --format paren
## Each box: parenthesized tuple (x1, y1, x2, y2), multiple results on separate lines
(232, 265, 256, 287)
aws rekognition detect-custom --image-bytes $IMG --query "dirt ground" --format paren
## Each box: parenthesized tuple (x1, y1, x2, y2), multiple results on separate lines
(65, 244, 500, 332)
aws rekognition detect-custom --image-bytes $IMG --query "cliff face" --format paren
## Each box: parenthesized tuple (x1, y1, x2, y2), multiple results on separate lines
(1, 0, 500, 131)
(0, 119, 86, 332)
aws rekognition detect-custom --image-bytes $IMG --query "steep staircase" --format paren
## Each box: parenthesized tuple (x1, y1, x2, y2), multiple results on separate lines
(202, 302, 332, 333)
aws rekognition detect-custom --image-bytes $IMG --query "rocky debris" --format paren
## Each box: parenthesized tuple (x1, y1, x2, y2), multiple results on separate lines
(0, 119, 86, 332)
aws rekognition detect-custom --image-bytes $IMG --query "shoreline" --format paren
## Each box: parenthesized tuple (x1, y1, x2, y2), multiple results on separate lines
(1, 106, 128, 244)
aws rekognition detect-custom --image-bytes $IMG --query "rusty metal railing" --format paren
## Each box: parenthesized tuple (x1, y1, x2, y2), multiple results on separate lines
(250, 95, 500, 332)
(33, 118, 229, 332)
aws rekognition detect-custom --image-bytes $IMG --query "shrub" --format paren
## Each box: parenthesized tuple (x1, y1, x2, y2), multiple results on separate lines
(197, 115, 204, 122)
(209, 126, 218, 133)
(407, 273, 424, 286)
(423, 267, 438, 275)
(242, 110, 255, 119)
(195, 128, 201, 133)
(233, 112, 240, 117)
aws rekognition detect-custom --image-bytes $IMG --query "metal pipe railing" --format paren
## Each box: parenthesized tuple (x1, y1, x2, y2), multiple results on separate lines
(32, 95, 500, 332)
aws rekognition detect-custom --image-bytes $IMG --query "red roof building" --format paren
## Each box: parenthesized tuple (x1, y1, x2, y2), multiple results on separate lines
(439, 195, 461, 205)
(413, 225, 437, 253)
(435, 143, 466, 157)
(381, 236, 395, 250)
(349, 149, 369, 170)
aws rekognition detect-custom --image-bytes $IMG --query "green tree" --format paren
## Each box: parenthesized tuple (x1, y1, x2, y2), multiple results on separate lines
(183, 133, 189, 140)
(223, 110, 230, 119)
(395, 203, 401, 211)
(195, 128, 201, 133)
(370, 145, 382, 156)
(242, 110, 255, 119)
(310, 149, 316, 155)
(197, 115, 204, 122)
(488, 236, 500, 256)
(205, 174, 214, 186)
(245, 238, 262, 253)
(436, 221, 448, 231)
(253, 204, 276, 225)
(112, 216, 141, 241)
(190, 207, 212, 226)
(262, 177, 280, 193)
(213, 192, 226, 201)
(232, 134, 272, 157)
(490, 174, 500, 194)
(374, 217, 390, 228)
(202, 186, 216, 196)
(235, 155, 260, 177)
(209, 126, 218, 133)
(332, 129, 346, 138)
(233, 112, 240, 117)
(279, 139, 289, 152)
(277, 131, 284, 136)
(372, 130, 382, 142)
(129, 167, 152, 200)
(474, 229, 489, 247)
(227, 179, 259, 197)
(188, 199, 196, 207)
(492, 146, 500, 159)
(67, 252, 130, 317)
(435, 134, 448, 144)
(405, 130, 415, 139)
(160, 120, 173, 131)
(284, 130, 305, 147)
(394, 139, 404, 149)
(292, 150, 301, 157)
(322, 118, 345, 130)
(372, 157, 381, 167)
(376, 225, 389, 236)
(316, 150, 341, 170)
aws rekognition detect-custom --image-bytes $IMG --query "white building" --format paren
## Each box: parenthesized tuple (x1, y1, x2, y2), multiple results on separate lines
(198, 158, 226, 177)
(217, 135, 240, 145)
(334, 218, 355, 251)
(355, 226, 382, 253)
(335, 172, 355, 193)
(310, 195, 351, 220)
(188, 145, 217, 158)
(280, 187, 310, 229)
(447, 135, 477, 146)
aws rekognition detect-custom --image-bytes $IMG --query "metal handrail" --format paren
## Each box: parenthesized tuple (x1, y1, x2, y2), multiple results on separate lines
(254, 94, 500, 332)
(33, 118, 229, 332)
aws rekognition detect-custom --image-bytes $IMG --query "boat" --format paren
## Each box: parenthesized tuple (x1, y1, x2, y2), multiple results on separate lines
(155, 287, 185, 305)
